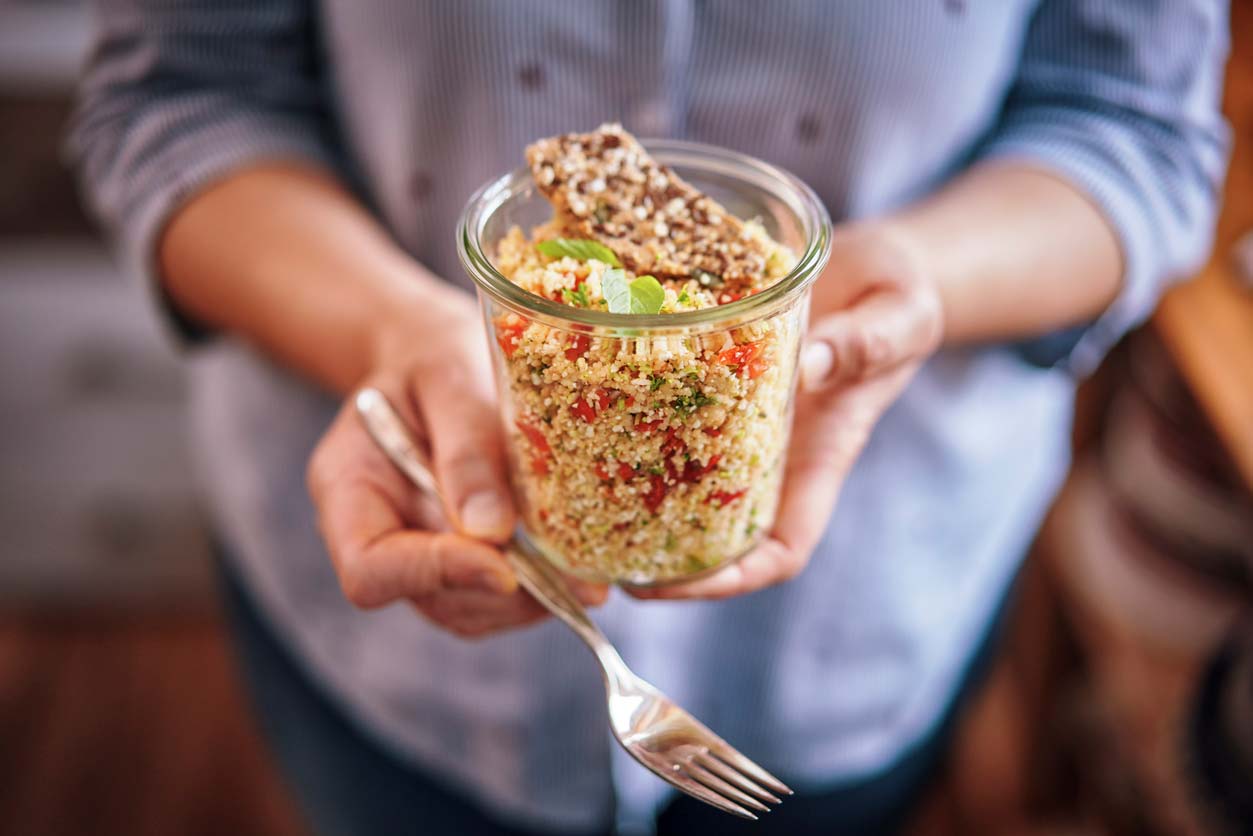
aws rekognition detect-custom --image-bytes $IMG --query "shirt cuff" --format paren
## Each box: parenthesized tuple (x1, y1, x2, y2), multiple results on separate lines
(978, 131, 1160, 377)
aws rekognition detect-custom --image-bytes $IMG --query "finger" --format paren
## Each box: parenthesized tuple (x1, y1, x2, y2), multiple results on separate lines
(414, 589, 549, 637)
(410, 355, 517, 543)
(801, 288, 942, 391)
(629, 368, 916, 602)
(318, 477, 518, 607)
(308, 402, 517, 608)
(773, 366, 918, 556)
(417, 574, 608, 638)
(564, 578, 611, 607)
(626, 538, 799, 601)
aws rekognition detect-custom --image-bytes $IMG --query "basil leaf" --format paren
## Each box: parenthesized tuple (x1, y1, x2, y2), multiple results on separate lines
(603, 270, 665, 315)
(628, 275, 665, 314)
(536, 238, 621, 267)
(601, 268, 631, 314)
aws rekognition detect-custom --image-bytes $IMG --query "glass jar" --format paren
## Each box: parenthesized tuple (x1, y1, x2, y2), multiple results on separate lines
(457, 140, 831, 585)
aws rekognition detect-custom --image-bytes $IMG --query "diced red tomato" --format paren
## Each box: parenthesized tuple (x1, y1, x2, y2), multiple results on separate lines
(538, 508, 549, 522)
(594, 461, 611, 481)
(717, 340, 762, 368)
(717, 341, 769, 378)
(565, 333, 591, 361)
(613, 521, 631, 532)
(661, 428, 685, 457)
(703, 427, 722, 437)
(617, 462, 637, 481)
(707, 488, 748, 507)
(517, 419, 553, 475)
(515, 420, 551, 454)
(681, 455, 720, 484)
(570, 398, 598, 423)
(495, 317, 527, 358)
(635, 418, 663, 433)
(718, 291, 744, 304)
(643, 475, 668, 513)
(570, 388, 624, 423)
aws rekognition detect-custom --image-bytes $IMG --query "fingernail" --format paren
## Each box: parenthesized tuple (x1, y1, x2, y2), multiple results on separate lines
(460, 491, 512, 540)
(800, 341, 834, 392)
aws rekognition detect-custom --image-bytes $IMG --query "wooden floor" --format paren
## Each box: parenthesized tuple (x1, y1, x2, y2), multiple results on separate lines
(0, 613, 306, 836)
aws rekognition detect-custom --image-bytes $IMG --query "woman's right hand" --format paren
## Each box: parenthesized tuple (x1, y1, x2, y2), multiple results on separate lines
(306, 285, 608, 638)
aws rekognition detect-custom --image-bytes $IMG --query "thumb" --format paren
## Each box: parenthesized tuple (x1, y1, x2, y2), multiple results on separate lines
(801, 288, 942, 392)
(411, 363, 517, 543)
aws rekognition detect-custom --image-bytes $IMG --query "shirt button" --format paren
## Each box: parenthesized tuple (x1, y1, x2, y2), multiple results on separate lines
(632, 99, 670, 135)
(408, 170, 434, 200)
(517, 62, 545, 90)
(796, 113, 822, 144)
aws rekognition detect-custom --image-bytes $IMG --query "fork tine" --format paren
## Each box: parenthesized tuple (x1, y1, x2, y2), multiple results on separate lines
(659, 769, 759, 820)
(683, 762, 771, 812)
(707, 742, 793, 796)
(695, 752, 782, 804)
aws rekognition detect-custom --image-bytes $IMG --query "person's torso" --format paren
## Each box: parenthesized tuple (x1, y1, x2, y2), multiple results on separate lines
(318, 0, 1037, 279)
(197, 3, 1073, 830)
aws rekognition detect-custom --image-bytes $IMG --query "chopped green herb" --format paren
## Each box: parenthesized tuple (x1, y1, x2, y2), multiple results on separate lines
(676, 288, 691, 305)
(648, 465, 665, 476)
(561, 283, 590, 307)
(673, 391, 716, 415)
(536, 238, 621, 266)
(649, 375, 665, 391)
(766, 249, 788, 274)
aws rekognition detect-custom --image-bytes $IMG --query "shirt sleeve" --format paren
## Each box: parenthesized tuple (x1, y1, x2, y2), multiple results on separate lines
(975, 0, 1231, 376)
(66, 0, 344, 344)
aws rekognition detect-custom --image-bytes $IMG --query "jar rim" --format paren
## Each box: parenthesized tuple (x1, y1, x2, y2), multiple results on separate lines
(455, 138, 832, 333)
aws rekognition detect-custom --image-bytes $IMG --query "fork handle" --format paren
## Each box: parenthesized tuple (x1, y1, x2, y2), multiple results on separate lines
(354, 388, 632, 684)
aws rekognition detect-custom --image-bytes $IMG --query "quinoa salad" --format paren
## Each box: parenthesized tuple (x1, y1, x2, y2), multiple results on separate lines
(488, 124, 804, 584)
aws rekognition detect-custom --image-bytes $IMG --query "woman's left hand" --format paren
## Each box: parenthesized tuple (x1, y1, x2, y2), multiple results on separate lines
(628, 224, 944, 600)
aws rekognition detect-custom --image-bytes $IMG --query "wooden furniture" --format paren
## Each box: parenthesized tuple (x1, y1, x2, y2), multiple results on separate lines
(1154, 3, 1253, 493)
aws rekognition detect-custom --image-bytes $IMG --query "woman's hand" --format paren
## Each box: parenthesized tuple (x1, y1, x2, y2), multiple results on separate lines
(306, 287, 608, 637)
(630, 224, 944, 600)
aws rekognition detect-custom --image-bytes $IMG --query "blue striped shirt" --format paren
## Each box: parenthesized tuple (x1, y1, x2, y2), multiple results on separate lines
(69, 2, 1228, 832)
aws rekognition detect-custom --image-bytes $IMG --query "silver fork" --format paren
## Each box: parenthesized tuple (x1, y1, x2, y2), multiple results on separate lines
(355, 387, 791, 819)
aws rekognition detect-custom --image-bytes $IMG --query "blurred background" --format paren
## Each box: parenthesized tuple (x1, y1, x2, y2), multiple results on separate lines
(0, 2, 1250, 835)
